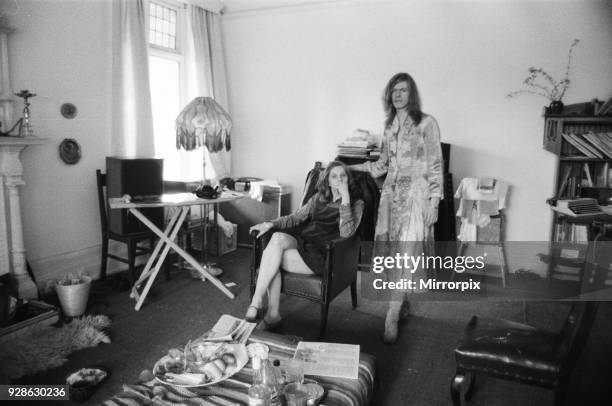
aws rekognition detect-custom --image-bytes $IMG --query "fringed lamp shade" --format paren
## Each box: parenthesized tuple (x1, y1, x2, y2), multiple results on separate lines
(175, 97, 232, 152)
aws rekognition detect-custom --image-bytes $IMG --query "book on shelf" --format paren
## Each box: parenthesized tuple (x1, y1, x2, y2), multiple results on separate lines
(575, 133, 606, 158)
(553, 222, 589, 243)
(561, 133, 602, 158)
(583, 163, 594, 187)
(582, 132, 612, 159)
(558, 166, 572, 197)
(601, 132, 612, 150)
(596, 95, 612, 115)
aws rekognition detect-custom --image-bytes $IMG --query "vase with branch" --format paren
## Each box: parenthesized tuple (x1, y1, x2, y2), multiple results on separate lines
(507, 39, 580, 114)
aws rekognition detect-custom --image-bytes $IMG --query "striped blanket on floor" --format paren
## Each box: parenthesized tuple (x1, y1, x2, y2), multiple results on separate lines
(103, 330, 376, 406)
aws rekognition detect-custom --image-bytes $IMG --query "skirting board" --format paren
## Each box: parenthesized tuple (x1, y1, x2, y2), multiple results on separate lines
(27, 241, 149, 295)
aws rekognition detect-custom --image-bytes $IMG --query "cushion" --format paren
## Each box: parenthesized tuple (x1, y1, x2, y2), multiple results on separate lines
(281, 272, 323, 301)
(455, 316, 561, 387)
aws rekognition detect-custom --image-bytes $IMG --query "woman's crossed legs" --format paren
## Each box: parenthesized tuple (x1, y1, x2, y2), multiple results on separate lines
(247, 232, 314, 324)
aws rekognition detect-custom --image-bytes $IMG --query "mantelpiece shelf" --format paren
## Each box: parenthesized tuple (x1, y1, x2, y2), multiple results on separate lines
(0, 137, 46, 145)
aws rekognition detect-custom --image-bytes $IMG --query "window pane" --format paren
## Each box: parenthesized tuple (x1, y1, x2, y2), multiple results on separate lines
(149, 56, 178, 180)
(149, 56, 202, 181)
(148, 1, 177, 50)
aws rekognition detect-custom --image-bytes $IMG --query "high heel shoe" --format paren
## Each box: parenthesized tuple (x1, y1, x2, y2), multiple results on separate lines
(245, 305, 262, 322)
(262, 316, 283, 332)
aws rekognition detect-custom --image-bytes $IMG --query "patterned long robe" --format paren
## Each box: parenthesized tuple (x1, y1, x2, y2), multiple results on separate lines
(362, 113, 443, 294)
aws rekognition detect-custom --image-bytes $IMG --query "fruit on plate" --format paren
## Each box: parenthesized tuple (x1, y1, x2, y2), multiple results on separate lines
(155, 342, 247, 386)
(202, 361, 224, 381)
(222, 353, 236, 367)
(165, 372, 207, 386)
(154, 355, 185, 375)
(213, 358, 227, 373)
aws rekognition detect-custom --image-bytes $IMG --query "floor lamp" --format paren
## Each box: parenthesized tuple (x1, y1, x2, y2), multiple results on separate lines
(176, 97, 232, 277)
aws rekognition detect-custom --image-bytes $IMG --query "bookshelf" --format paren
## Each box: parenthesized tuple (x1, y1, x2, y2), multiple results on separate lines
(544, 113, 612, 284)
(544, 115, 612, 200)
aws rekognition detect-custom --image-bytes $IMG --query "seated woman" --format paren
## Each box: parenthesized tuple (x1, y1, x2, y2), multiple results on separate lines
(246, 161, 365, 329)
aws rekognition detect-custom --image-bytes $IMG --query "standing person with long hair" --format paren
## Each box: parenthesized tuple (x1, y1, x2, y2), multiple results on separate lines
(350, 72, 443, 344)
(246, 161, 364, 329)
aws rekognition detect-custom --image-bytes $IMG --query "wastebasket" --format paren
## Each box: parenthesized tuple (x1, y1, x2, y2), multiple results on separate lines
(55, 276, 92, 317)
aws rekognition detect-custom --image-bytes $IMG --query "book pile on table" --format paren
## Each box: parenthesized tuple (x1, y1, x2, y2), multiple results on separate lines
(337, 129, 380, 159)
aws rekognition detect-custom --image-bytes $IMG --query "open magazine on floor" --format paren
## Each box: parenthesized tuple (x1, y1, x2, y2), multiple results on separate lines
(294, 341, 360, 379)
(199, 314, 256, 344)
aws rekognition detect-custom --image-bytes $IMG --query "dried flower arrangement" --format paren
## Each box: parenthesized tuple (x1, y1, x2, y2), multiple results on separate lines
(507, 39, 580, 106)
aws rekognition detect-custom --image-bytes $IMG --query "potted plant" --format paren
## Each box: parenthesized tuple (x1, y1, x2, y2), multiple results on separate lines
(507, 39, 580, 114)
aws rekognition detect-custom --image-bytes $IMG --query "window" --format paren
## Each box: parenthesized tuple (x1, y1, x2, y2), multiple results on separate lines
(148, 0, 200, 181)
(149, 2, 177, 50)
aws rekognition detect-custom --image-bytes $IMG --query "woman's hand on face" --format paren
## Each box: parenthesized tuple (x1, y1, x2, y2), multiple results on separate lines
(338, 178, 350, 202)
(424, 204, 439, 227)
(250, 222, 273, 238)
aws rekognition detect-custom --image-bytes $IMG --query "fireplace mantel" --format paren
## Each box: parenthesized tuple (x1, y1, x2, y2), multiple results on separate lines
(0, 136, 46, 147)
(0, 137, 46, 298)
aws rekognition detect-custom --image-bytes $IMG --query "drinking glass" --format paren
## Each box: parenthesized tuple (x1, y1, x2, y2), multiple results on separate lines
(285, 359, 304, 384)
(284, 383, 308, 406)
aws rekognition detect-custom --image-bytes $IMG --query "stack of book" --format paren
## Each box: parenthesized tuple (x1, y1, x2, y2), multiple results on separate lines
(337, 140, 375, 158)
(337, 129, 380, 159)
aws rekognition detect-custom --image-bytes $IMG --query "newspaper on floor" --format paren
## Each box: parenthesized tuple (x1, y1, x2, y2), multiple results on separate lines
(199, 314, 256, 344)
(294, 341, 360, 379)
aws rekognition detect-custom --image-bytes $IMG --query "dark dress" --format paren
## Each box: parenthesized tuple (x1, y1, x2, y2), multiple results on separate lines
(271, 194, 364, 275)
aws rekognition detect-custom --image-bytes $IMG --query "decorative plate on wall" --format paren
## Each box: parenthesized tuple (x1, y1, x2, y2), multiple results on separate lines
(60, 103, 77, 119)
(59, 138, 82, 165)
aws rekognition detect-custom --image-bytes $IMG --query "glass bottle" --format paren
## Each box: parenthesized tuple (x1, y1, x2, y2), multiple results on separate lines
(248, 356, 271, 406)
(253, 352, 280, 406)
(272, 359, 285, 386)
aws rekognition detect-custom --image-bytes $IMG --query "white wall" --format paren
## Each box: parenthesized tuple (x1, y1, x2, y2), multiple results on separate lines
(222, 0, 612, 270)
(1, 0, 113, 283)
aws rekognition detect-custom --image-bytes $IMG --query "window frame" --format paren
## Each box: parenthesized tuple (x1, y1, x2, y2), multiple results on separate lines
(146, 0, 188, 105)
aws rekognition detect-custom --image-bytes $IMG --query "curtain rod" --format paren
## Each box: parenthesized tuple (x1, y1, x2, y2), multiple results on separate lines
(180, 0, 225, 14)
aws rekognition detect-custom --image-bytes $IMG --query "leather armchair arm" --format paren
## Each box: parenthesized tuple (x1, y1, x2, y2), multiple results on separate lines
(323, 235, 360, 300)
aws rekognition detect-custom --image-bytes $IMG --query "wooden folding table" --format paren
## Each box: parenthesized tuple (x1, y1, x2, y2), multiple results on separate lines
(108, 192, 243, 310)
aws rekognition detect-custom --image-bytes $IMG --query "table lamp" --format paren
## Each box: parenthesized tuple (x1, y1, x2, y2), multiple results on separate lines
(176, 97, 232, 278)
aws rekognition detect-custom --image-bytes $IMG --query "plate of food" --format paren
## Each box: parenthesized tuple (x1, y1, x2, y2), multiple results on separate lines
(153, 341, 248, 387)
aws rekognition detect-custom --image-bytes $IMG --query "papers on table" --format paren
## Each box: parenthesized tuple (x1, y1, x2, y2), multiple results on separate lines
(294, 341, 360, 380)
(200, 314, 256, 344)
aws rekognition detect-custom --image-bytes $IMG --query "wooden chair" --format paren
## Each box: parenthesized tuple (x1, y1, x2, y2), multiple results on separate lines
(451, 301, 598, 406)
(96, 169, 161, 284)
(455, 212, 508, 287)
(250, 162, 378, 338)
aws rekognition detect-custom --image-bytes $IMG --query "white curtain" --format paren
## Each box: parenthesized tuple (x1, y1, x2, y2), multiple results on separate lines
(184, 5, 231, 180)
(111, 0, 155, 158)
